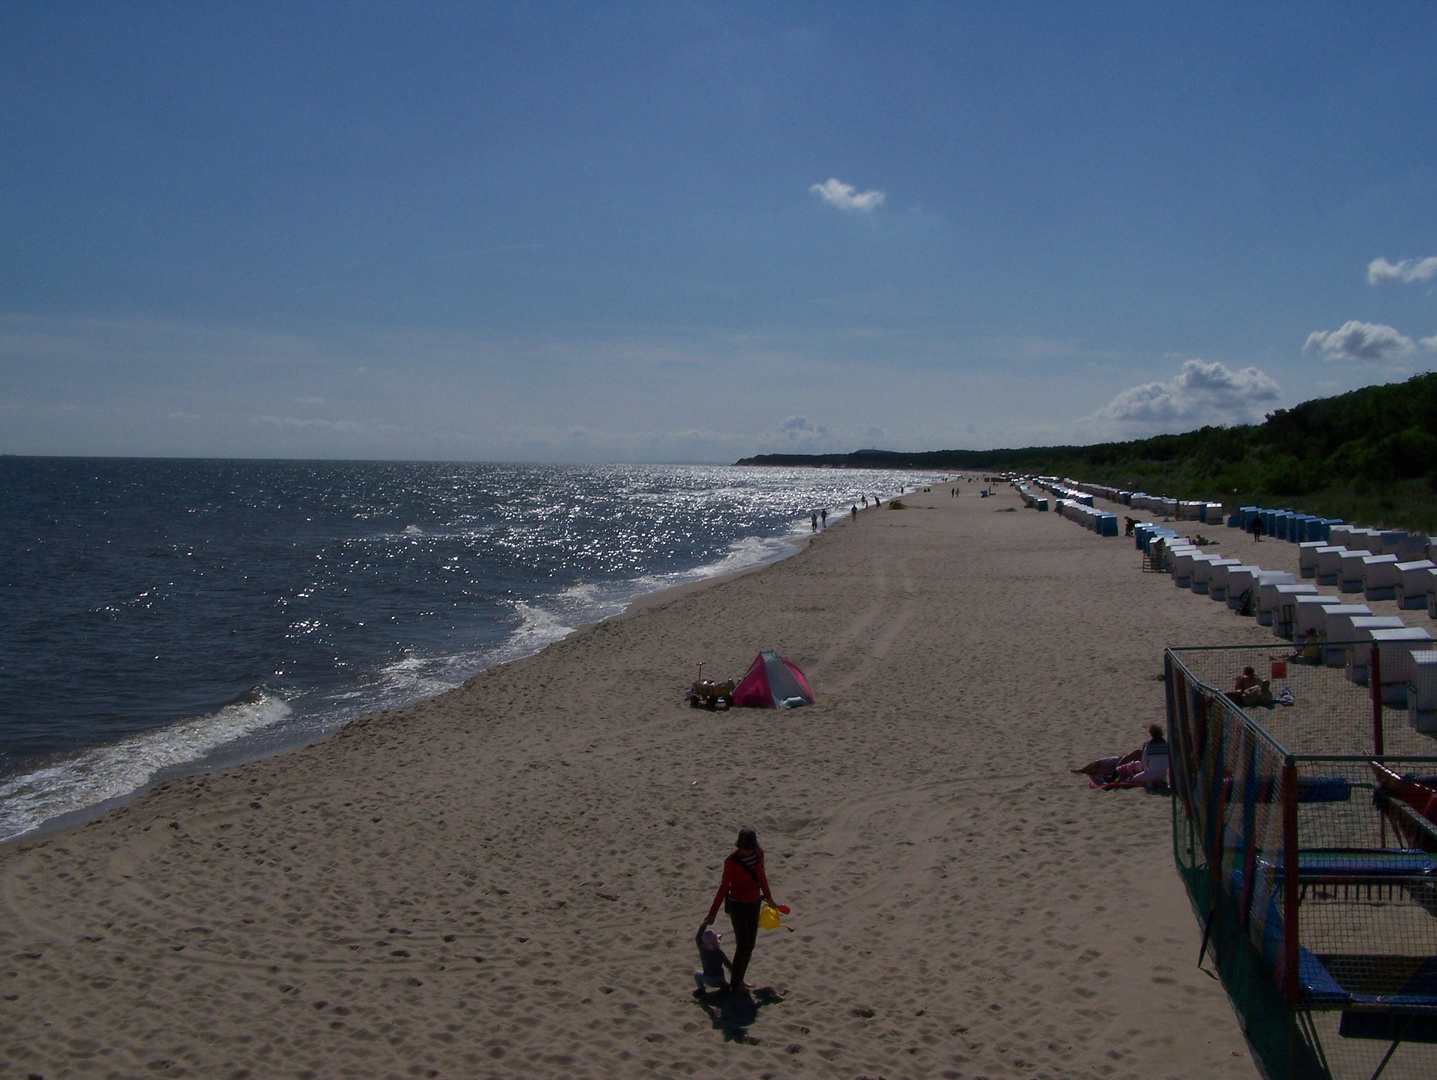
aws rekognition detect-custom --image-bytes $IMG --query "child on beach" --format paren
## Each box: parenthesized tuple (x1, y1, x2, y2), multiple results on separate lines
(693, 927, 732, 995)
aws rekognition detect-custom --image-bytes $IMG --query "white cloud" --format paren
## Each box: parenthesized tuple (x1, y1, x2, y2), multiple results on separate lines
(1422, 335, 1437, 352)
(778, 415, 829, 439)
(809, 178, 885, 212)
(1092, 359, 1280, 425)
(1367, 256, 1437, 285)
(253, 415, 377, 434)
(1304, 321, 1415, 362)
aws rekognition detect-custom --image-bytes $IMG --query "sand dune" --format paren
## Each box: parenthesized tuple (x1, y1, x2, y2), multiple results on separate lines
(1, 485, 1282, 1078)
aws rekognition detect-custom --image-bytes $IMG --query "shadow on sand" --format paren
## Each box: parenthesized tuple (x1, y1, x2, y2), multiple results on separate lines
(695, 986, 783, 1043)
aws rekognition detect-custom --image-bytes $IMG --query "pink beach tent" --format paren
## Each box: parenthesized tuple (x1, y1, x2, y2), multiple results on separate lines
(731, 650, 814, 709)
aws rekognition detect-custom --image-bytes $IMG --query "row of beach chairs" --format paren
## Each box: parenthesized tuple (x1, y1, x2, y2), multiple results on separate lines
(1136, 523, 1437, 733)
(1232, 506, 1432, 556)
(1036, 477, 1224, 524)
(1014, 482, 1048, 512)
(1018, 478, 1119, 536)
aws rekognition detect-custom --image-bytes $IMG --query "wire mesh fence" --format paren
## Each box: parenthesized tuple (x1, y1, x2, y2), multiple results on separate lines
(1167, 645, 1437, 1080)
(1168, 642, 1431, 759)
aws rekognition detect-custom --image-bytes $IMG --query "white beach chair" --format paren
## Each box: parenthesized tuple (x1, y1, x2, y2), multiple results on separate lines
(1297, 541, 1327, 579)
(1319, 605, 1375, 665)
(1338, 616, 1409, 678)
(1202, 559, 1242, 600)
(1168, 547, 1202, 586)
(1395, 560, 1437, 610)
(1315, 546, 1347, 587)
(1361, 553, 1401, 601)
(1189, 554, 1228, 595)
(1408, 651, 1437, 733)
(1366, 628, 1436, 704)
(1259, 582, 1318, 636)
(1292, 594, 1346, 641)
(1210, 562, 1256, 603)
(1338, 550, 1371, 593)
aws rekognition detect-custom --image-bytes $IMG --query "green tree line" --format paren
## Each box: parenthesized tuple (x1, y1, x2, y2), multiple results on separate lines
(736, 372, 1437, 534)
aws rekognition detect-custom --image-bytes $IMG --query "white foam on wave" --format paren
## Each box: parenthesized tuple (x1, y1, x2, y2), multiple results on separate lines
(559, 581, 600, 603)
(694, 533, 799, 578)
(367, 649, 481, 706)
(510, 602, 576, 646)
(0, 690, 292, 843)
(625, 533, 798, 597)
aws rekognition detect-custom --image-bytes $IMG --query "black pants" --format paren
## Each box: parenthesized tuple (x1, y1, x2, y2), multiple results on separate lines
(726, 898, 761, 989)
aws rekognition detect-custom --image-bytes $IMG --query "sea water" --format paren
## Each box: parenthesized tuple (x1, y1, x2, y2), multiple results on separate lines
(0, 457, 942, 841)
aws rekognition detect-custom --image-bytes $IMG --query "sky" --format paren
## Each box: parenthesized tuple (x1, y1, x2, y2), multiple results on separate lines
(2, 2, 1435, 463)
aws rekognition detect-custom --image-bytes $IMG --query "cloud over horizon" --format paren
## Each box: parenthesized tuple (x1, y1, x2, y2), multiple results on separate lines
(810, 178, 886, 212)
(1304, 321, 1416, 362)
(1092, 358, 1281, 427)
(1368, 256, 1437, 285)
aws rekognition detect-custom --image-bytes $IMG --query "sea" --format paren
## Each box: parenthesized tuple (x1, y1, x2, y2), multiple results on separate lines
(0, 457, 946, 843)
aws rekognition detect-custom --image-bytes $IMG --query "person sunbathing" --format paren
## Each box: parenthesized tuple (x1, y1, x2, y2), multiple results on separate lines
(1073, 724, 1169, 787)
(1226, 666, 1272, 707)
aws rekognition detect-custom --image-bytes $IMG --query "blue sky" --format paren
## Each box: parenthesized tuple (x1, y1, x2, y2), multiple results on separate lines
(2, 2, 1435, 462)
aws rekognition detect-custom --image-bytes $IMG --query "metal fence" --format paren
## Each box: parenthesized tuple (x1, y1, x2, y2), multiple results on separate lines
(1167, 645, 1437, 1080)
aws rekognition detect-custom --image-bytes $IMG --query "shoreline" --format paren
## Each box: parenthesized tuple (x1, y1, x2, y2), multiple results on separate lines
(0, 485, 1271, 1078)
(0, 504, 877, 850)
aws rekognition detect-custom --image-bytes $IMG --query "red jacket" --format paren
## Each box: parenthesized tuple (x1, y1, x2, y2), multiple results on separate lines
(706, 848, 774, 923)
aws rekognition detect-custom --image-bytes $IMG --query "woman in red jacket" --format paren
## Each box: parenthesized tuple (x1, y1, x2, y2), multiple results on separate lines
(702, 827, 778, 991)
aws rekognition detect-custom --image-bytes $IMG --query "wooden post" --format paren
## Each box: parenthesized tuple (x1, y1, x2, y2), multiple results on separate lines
(1281, 757, 1300, 1006)
(1371, 643, 1384, 758)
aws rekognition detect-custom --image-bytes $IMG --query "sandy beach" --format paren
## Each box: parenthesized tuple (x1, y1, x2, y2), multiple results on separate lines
(2, 484, 1291, 1079)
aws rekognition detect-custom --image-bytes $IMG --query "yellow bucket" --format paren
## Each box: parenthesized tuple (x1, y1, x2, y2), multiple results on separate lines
(759, 902, 781, 931)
